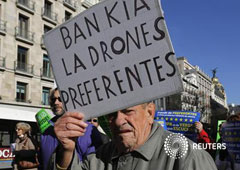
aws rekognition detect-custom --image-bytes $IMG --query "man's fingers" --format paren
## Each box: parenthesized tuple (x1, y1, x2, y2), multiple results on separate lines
(55, 122, 86, 132)
(66, 123, 87, 132)
(54, 112, 89, 141)
(55, 112, 88, 128)
(62, 112, 85, 120)
(58, 130, 85, 138)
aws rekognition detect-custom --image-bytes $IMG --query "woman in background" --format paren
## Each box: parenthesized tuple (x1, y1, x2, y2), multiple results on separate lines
(12, 122, 39, 170)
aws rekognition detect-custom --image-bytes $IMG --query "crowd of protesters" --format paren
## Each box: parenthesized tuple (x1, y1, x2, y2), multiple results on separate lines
(11, 88, 240, 170)
(193, 113, 240, 170)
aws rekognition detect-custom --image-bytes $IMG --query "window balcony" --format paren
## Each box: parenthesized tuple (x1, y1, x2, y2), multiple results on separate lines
(62, 17, 72, 23)
(16, 0, 35, 14)
(0, 57, 6, 71)
(41, 35, 46, 49)
(0, 57, 5, 67)
(42, 8, 58, 25)
(82, 0, 93, 8)
(63, 0, 77, 11)
(41, 67, 54, 81)
(15, 27, 34, 45)
(16, 98, 26, 102)
(0, 20, 7, 35)
(14, 61, 34, 76)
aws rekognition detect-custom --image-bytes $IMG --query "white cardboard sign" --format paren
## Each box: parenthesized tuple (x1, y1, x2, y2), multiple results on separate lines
(44, 0, 183, 120)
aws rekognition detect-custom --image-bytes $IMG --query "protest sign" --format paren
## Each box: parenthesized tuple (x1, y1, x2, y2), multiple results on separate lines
(155, 119, 167, 130)
(44, 0, 183, 119)
(222, 121, 240, 163)
(155, 111, 200, 141)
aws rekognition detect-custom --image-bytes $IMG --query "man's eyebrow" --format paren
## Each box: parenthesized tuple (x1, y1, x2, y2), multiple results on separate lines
(121, 109, 134, 114)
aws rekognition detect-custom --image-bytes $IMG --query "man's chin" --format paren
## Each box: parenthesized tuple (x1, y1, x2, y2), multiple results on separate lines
(115, 133, 135, 145)
(115, 139, 136, 153)
(54, 110, 64, 116)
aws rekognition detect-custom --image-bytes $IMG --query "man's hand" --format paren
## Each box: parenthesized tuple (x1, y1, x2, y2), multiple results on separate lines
(195, 122, 203, 133)
(54, 112, 88, 168)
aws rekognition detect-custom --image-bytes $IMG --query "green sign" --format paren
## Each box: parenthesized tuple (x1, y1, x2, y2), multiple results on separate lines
(35, 109, 52, 133)
(98, 116, 112, 139)
(216, 120, 226, 142)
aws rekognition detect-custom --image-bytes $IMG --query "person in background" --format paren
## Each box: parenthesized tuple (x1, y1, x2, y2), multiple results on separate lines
(13, 122, 39, 170)
(215, 121, 235, 170)
(195, 121, 217, 159)
(40, 88, 103, 170)
(88, 118, 110, 144)
(215, 114, 240, 170)
(49, 102, 217, 170)
(195, 121, 211, 143)
(88, 118, 98, 128)
(226, 114, 240, 122)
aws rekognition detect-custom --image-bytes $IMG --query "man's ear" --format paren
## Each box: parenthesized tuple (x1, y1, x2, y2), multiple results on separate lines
(146, 102, 155, 123)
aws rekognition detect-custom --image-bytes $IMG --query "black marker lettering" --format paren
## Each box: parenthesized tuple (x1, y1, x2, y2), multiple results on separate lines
(114, 70, 126, 94)
(105, 2, 121, 28)
(125, 65, 142, 91)
(61, 58, 72, 76)
(60, 26, 72, 49)
(100, 41, 113, 62)
(165, 52, 176, 77)
(84, 13, 100, 37)
(74, 53, 86, 73)
(102, 75, 117, 99)
(74, 23, 86, 44)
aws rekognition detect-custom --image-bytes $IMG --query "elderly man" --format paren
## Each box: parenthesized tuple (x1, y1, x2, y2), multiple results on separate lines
(50, 102, 217, 170)
(40, 88, 103, 170)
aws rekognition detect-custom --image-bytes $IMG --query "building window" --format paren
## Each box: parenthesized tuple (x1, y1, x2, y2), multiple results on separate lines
(44, 0, 52, 18)
(44, 25, 52, 33)
(0, 131, 10, 146)
(18, 14, 29, 38)
(42, 54, 51, 77)
(42, 0, 57, 24)
(42, 87, 50, 105)
(160, 98, 164, 108)
(65, 11, 72, 21)
(16, 82, 27, 102)
(19, 0, 28, 6)
(17, 46, 28, 71)
(0, 4, 2, 19)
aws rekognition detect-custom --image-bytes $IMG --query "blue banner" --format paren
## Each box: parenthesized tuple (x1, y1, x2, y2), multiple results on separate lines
(222, 121, 240, 163)
(155, 119, 167, 130)
(154, 111, 201, 141)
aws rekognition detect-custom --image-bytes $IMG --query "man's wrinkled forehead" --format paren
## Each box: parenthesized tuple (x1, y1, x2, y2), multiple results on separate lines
(107, 102, 150, 118)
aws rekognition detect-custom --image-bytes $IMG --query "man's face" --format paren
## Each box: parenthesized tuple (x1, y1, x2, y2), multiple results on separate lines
(51, 90, 65, 116)
(108, 103, 155, 153)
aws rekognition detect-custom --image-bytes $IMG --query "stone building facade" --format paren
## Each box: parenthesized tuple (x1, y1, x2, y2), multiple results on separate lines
(160, 57, 213, 124)
(0, 0, 99, 168)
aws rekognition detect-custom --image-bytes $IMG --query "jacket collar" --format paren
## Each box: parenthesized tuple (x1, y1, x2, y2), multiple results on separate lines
(134, 122, 163, 161)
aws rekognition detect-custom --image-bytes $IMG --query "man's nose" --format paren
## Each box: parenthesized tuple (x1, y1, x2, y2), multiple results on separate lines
(115, 111, 127, 125)
(55, 98, 61, 104)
